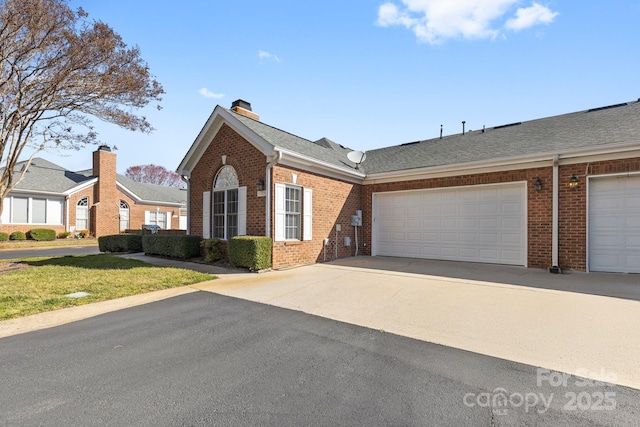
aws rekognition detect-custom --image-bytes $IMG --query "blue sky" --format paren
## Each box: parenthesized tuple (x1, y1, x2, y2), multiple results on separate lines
(53, 0, 640, 174)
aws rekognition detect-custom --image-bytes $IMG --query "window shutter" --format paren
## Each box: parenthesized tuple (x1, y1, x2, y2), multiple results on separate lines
(303, 188, 312, 241)
(238, 186, 247, 235)
(202, 191, 211, 238)
(144, 211, 150, 224)
(166, 211, 172, 230)
(274, 183, 285, 242)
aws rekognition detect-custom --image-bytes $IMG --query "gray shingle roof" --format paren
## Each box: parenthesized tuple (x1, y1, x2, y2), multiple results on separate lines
(227, 100, 640, 176)
(363, 100, 640, 174)
(117, 174, 186, 204)
(228, 109, 362, 171)
(6, 158, 93, 193)
(6, 158, 185, 205)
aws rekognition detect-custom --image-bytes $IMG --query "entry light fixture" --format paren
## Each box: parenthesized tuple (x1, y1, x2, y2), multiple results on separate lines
(534, 177, 543, 192)
(569, 175, 580, 189)
(256, 178, 265, 191)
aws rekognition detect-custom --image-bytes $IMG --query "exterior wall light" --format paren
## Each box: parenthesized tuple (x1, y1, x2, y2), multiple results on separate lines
(534, 177, 543, 192)
(256, 179, 265, 191)
(569, 175, 580, 189)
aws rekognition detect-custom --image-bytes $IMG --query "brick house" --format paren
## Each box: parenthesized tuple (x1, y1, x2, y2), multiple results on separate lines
(1, 146, 187, 237)
(178, 99, 640, 273)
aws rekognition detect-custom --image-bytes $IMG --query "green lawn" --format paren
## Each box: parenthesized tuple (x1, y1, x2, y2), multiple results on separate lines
(0, 254, 214, 320)
(0, 238, 98, 249)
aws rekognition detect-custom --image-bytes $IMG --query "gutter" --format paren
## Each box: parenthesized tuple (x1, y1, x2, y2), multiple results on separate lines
(265, 150, 282, 238)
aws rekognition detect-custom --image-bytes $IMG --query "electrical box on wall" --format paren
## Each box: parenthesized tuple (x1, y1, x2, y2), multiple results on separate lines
(351, 215, 362, 226)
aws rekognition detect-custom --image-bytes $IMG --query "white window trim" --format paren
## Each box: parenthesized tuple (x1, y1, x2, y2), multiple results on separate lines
(274, 183, 312, 242)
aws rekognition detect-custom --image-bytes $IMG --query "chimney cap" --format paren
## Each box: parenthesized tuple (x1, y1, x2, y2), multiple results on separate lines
(231, 99, 252, 111)
(97, 144, 111, 152)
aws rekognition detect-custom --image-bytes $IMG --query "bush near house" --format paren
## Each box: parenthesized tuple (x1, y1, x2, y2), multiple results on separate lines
(57, 231, 72, 239)
(10, 231, 26, 241)
(228, 236, 272, 271)
(0, 232, 8, 241)
(27, 229, 56, 241)
(201, 239, 222, 263)
(99, 234, 143, 253)
(142, 234, 202, 260)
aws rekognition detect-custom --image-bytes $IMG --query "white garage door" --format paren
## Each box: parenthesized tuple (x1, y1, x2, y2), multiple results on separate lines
(373, 183, 526, 266)
(589, 175, 640, 273)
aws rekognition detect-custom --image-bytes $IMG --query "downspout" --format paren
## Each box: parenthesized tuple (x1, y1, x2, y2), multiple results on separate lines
(181, 175, 190, 234)
(550, 154, 560, 273)
(265, 150, 282, 237)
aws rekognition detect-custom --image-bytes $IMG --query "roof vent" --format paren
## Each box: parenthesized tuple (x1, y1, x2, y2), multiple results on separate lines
(588, 103, 628, 112)
(493, 122, 521, 130)
(230, 99, 260, 120)
(400, 141, 421, 146)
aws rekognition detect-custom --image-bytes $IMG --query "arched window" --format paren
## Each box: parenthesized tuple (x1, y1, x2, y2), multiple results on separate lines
(76, 197, 89, 231)
(212, 166, 239, 239)
(119, 200, 130, 231)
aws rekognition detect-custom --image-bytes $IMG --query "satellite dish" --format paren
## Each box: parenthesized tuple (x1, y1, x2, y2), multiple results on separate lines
(347, 150, 367, 169)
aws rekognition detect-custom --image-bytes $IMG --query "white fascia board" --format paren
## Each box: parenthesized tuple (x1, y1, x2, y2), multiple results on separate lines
(364, 142, 640, 185)
(116, 182, 185, 207)
(276, 148, 365, 184)
(61, 177, 99, 196)
(8, 189, 66, 198)
(177, 106, 274, 176)
(365, 156, 552, 185)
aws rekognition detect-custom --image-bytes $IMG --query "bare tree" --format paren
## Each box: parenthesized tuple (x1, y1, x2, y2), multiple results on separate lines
(0, 0, 164, 221)
(125, 164, 185, 188)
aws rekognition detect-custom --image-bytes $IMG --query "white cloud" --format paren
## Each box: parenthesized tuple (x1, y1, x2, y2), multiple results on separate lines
(505, 2, 558, 31)
(198, 88, 224, 99)
(258, 50, 281, 63)
(376, 0, 558, 43)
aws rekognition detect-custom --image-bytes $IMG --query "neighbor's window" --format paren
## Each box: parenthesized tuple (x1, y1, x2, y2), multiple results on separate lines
(76, 197, 89, 230)
(119, 200, 130, 231)
(148, 211, 167, 229)
(212, 165, 239, 240)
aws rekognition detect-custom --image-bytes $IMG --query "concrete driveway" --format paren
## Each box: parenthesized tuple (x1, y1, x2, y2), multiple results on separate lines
(192, 256, 640, 391)
(2, 254, 639, 391)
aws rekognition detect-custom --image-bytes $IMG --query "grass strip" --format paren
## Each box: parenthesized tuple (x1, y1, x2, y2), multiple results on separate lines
(0, 254, 214, 320)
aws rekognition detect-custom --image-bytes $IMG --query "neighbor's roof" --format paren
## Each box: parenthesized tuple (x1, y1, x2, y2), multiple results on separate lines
(7, 158, 186, 205)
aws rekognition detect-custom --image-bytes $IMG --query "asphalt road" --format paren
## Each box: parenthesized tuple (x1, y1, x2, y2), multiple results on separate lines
(1, 292, 638, 426)
(0, 245, 101, 259)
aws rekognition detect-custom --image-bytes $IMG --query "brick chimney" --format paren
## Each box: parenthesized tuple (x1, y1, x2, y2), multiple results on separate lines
(92, 145, 120, 237)
(230, 99, 260, 120)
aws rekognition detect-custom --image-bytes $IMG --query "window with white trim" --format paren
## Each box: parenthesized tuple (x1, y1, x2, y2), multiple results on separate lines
(76, 197, 89, 230)
(1, 195, 63, 225)
(211, 165, 246, 240)
(147, 211, 167, 229)
(119, 200, 130, 231)
(275, 183, 312, 242)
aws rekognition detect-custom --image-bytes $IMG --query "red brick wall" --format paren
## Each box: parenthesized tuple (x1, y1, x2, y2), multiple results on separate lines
(271, 165, 362, 268)
(189, 123, 267, 238)
(362, 167, 553, 269)
(558, 157, 640, 271)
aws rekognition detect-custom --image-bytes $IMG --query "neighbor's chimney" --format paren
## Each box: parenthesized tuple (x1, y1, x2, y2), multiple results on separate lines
(92, 145, 119, 237)
(231, 99, 260, 120)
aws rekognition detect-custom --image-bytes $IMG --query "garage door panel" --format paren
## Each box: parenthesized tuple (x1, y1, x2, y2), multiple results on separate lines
(589, 175, 640, 273)
(374, 183, 526, 266)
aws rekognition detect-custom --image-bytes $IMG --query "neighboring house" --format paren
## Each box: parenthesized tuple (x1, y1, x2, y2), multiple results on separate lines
(1, 146, 187, 237)
(178, 99, 640, 273)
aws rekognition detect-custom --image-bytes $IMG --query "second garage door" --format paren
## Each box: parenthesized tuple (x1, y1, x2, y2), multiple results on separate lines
(373, 183, 527, 266)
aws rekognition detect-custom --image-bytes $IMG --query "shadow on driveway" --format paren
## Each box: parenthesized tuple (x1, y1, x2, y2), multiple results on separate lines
(327, 256, 640, 302)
